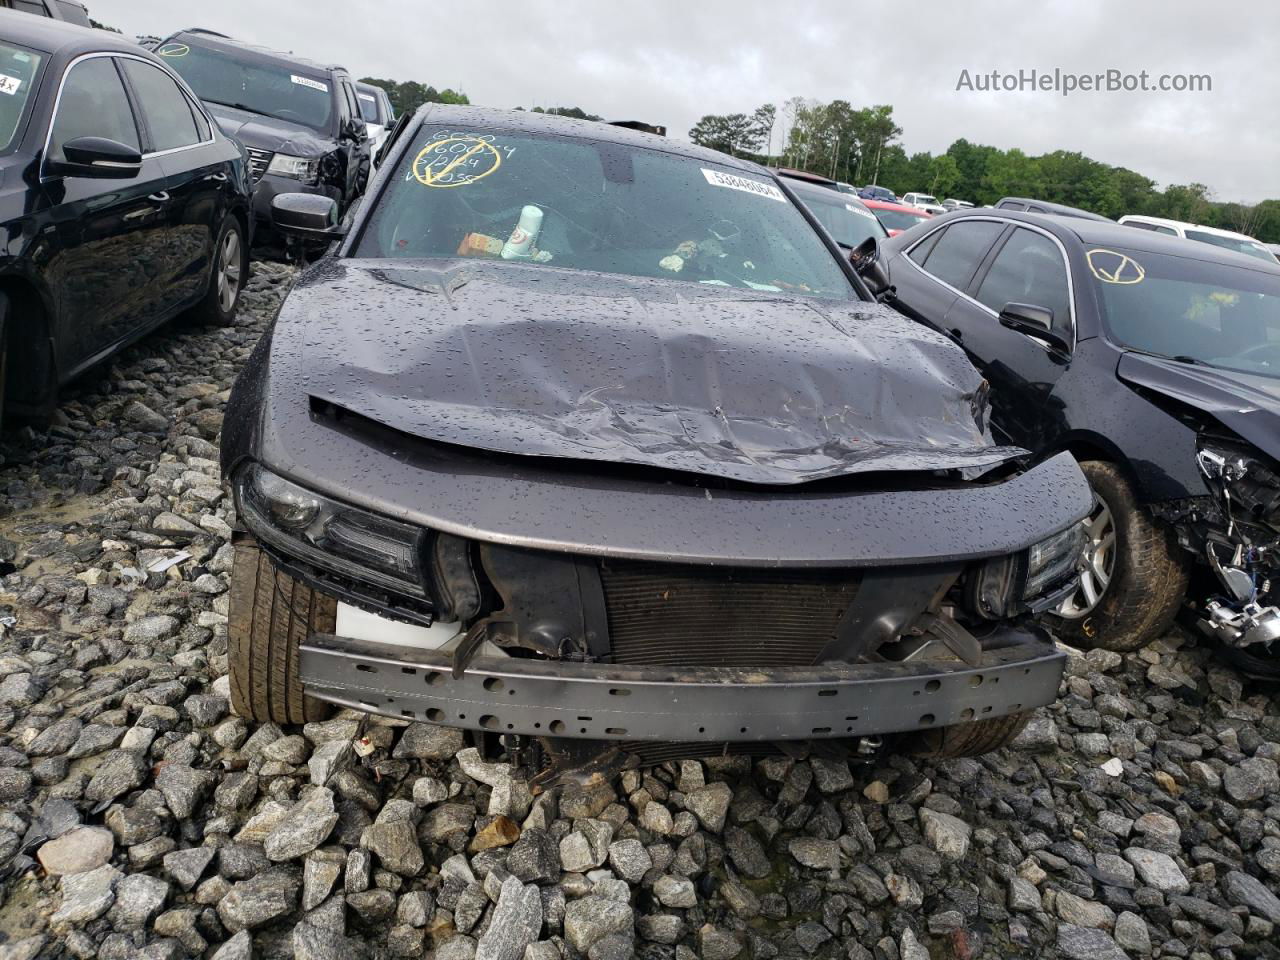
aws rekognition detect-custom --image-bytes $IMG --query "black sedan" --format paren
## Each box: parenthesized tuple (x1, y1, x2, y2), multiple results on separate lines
(863, 208, 1280, 675)
(0, 12, 253, 424)
(786, 178, 887, 254)
(220, 105, 1090, 776)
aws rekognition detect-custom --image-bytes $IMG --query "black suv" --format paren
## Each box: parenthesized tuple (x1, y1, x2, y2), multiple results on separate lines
(0, 12, 253, 423)
(154, 29, 370, 243)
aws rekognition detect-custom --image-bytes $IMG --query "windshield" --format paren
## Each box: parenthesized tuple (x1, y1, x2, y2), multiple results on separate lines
(793, 187, 886, 249)
(356, 126, 855, 299)
(874, 207, 930, 232)
(1092, 246, 1280, 378)
(915, 195, 938, 205)
(0, 41, 42, 154)
(157, 40, 333, 133)
(1184, 229, 1278, 264)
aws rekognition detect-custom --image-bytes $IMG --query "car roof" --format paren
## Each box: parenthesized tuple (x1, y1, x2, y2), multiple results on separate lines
(863, 198, 929, 214)
(413, 103, 772, 174)
(1121, 214, 1262, 243)
(773, 167, 839, 187)
(788, 178, 872, 206)
(167, 27, 347, 74)
(952, 208, 1280, 273)
(0, 8, 147, 56)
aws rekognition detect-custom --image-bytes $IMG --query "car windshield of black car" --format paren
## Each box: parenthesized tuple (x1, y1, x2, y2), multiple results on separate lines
(793, 185, 887, 249)
(157, 39, 333, 133)
(1092, 246, 1280, 377)
(355, 126, 856, 299)
(0, 40, 42, 153)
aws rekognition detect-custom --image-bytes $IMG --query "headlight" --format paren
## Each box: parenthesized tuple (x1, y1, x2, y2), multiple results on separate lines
(1024, 523, 1086, 600)
(266, 153, 320, 182)
(966, 523, 1085, 619)
(236, 463, 427, 598)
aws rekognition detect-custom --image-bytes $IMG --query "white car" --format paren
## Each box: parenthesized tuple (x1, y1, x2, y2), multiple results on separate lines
(901, 192, 947, 215)
(355, 81, 396, 167)
(942, 198, 974, 211)
(1119, 215, 1278, 264)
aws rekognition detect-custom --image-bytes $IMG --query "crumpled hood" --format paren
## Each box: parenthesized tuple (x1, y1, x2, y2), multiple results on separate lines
(270, 260, 1021, 485)
(1118, 351, 1280, 461)
(204, 103, 332, 157)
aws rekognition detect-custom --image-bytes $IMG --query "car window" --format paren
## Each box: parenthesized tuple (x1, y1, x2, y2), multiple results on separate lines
(976, 228, 1072, 328)
(358, 126, 856, 299)
(1027, 205, 1047, 213)
(186, 90, 211, 141)
(1185, 230, 1277, 263)
(53, 0, 88, 23)
(919, 220, 1006, 289)
(907, 226, 944, 264)
(8, 0, 47, 15)
(0, 41, 42, 153)
(998, 201, 1026, 211)
(120, 58, 200, 152)
(49, 57, 140, 162)
(876, 207, 930, 232)
(159, 40, 334, 134)
(339, 81, 358, 125)
(793, 186, 887, 249)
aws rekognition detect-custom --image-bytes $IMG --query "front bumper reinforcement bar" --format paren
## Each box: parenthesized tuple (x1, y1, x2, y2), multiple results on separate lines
(300, 627, 1064, 742)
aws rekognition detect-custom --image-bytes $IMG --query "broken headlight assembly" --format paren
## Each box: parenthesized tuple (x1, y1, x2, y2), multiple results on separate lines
(966, 523, 1086, 619)
(1193, 435, 1280, 649)
(235, 463, 428, 599)
(266, 153, 320, 183)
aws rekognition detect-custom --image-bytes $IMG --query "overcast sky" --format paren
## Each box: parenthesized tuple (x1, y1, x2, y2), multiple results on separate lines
(91, 0, 1278, 203)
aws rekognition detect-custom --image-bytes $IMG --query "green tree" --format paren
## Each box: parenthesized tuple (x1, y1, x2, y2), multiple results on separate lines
(532, 106, 603, 121)
(358, 78, 470, 117)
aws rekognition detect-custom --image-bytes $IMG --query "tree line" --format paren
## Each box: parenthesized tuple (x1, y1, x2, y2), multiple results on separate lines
(688, 99, 1280, 244)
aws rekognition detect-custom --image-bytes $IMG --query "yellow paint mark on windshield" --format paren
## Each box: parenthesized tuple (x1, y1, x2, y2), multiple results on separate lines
(157, 43, 189, 57)
(412, 136, 502, 188)
(1087, 248, 1145, 284)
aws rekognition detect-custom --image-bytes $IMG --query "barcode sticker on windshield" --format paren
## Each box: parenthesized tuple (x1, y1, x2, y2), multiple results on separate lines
(846, 204, 876, 219)
(701, 168, 786, 202)
(291, 75, 328, 93)
(0, 74, 21, 96)
(358, 93, 375, 102)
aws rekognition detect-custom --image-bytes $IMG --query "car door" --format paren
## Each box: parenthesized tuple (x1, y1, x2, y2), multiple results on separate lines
(40, 54, 171, 373)
(942, 224, 1076, 447)
(889, 220, 1005, 341)
(118, 56, 229, 313)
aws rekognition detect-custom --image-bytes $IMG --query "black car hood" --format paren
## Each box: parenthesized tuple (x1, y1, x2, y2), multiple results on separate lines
(204, 103, 333, 157)
(270, 259, 1021, 485)
(1118, 351, 1280, 460)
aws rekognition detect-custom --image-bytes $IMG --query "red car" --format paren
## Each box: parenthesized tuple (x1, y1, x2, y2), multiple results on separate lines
(864, 198, 933, 236)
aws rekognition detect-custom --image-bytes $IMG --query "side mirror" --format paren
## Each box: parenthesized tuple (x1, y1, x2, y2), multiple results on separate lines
(998, 302, 1071, 356)
(849, 236, 891, 296)
(46, 136, 142, 179)
(271, 193, 345, 241)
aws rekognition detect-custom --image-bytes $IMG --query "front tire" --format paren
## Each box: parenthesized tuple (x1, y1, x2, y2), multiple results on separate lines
(905, 712, 1030, 758)
(188, 215, 246, 327)
(228, 537, 335, 724)
(1050, 460, 1189, 652)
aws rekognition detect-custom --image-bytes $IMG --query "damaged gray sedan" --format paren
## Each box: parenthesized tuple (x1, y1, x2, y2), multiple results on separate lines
(220, 105, 1091, 777)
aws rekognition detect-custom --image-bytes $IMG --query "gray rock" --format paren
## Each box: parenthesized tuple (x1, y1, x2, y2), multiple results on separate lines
(124, 400, 170, 432)
(209, 931, 253, 960)
(264, 789, 339, 861)
(1011, 714, 1059, 752)
(37, 827, 114, 876)
(309, 739, 351, 785)
(348, 888, 397, 921)
(919, 807, 971, 861)
(412, 775, 449, 806)
(1114, 911, 1151, 955)
(607, 838, 652, 883)
(123, 615, 180, 644)
(808, 757, 854, 794)
(0, 937, 46, 960)
(724, 826, 771, 878)
(0, 673, 39, 708)
(685, 782, 732, 833)
(50, 864, 122, 931)
(361, 818, 424, 876)
(560, 819, 613, 872)
(1056, 891, 1116, 930)
(564, 897, 634, 954)
(397, 890, 434, 927)
(1223, 869, 1280, 923)
(654, 875, 697, 908)
(68, 724, 127, 759)
(0, 767, 31, 801)
(1224, 757, 1280, 803)
(1056, 924, 1128, 960)
(1124, 847, 1190, 894)
(637, 914, 685, 944)
(304, 852, 344, 910)
(698, 926, 742, 960)
(163, 846, 217, 891)
(85, 750, 148, 804)
(292, 921, 357, 960)
(217, 866, 302, 932)
(108, 873, 169, 929)
(156, 764, 217, 819)
(392, 722, 464, 760)
(899, 928, 929, 960)
(475, 876, 543, 960)
(789, 837, 840, 871)
(1008, 876, 1040, 912)
(28, 717, 83, 756)
(559, 781, 616, 820)
(795, 920, 833, 954)
(507, 828, 561, 884)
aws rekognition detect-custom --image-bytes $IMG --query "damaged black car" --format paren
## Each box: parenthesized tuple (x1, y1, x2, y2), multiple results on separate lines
(220, 106, 1091, 777)
(871, 208, 1280, 677)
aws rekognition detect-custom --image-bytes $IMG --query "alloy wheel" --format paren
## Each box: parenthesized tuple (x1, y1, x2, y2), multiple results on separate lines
(1055, 493, 1116, 619)
(217, 229, 242, 314)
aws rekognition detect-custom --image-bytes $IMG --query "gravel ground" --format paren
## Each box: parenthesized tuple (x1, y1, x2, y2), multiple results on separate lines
(0, 259, 1277, 960)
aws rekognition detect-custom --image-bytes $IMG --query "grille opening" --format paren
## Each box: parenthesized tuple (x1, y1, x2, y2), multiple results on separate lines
(601, 560, 861, 667)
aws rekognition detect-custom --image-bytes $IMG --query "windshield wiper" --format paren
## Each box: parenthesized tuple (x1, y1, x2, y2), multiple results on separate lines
(204, 98, 268, 117)
(1131, 348, 1212, 368)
